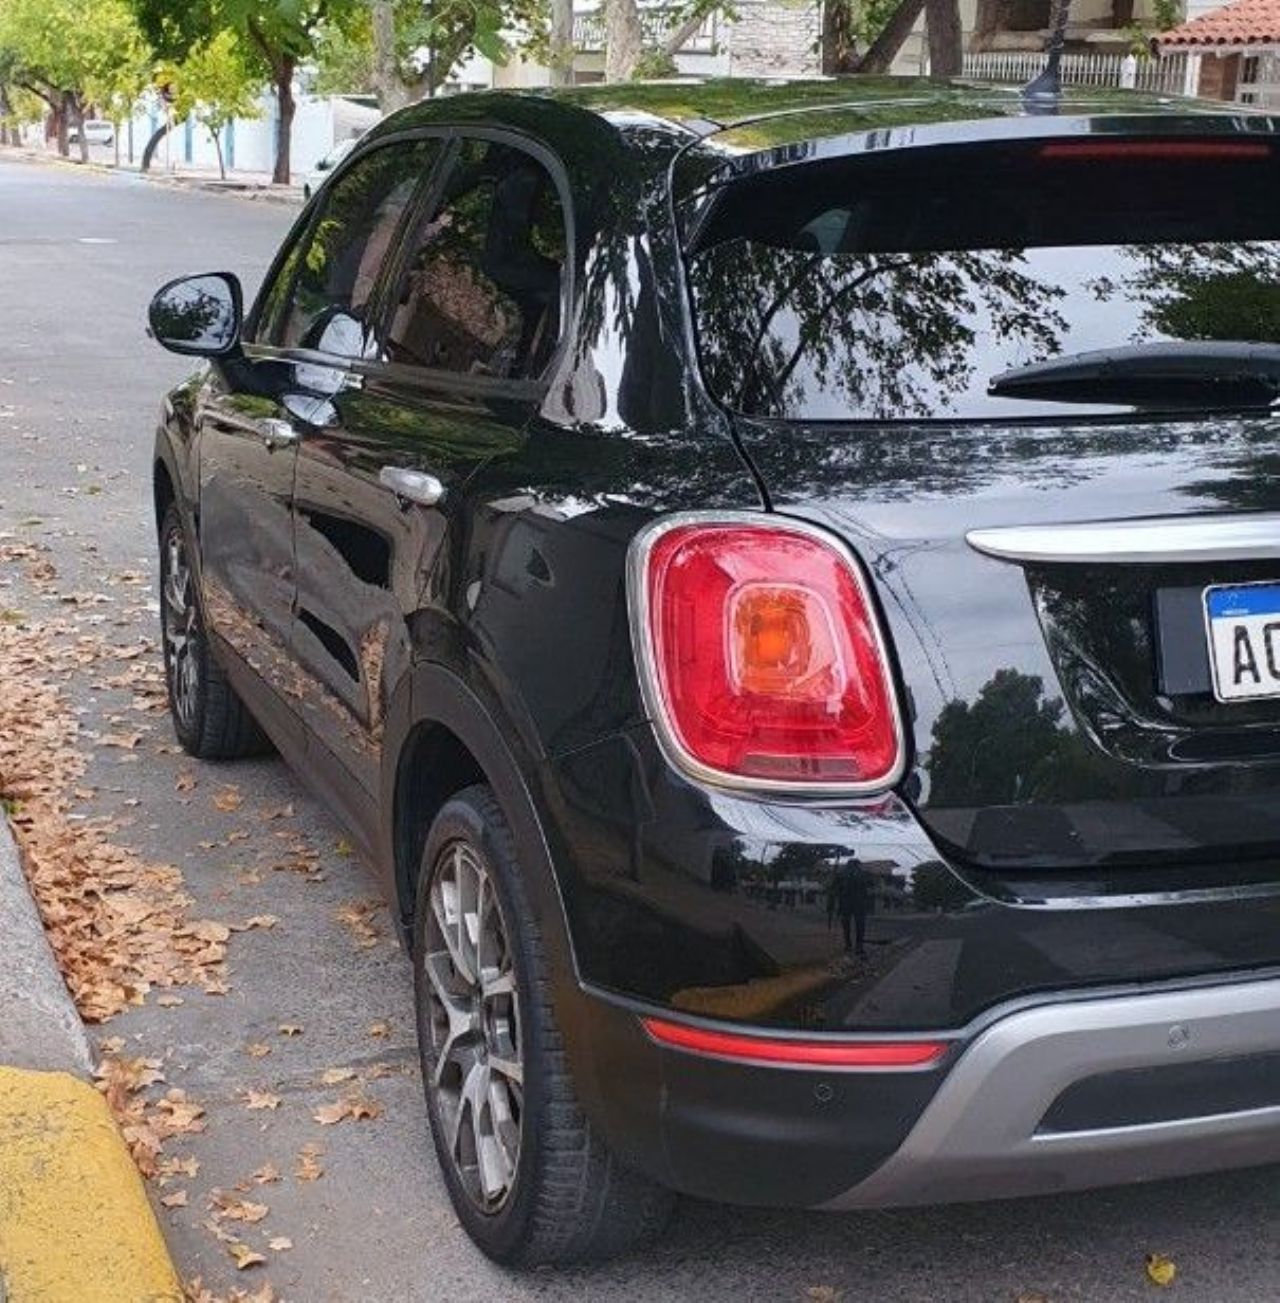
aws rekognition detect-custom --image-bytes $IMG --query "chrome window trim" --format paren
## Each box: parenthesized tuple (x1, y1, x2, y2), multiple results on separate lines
(967, 512, 1280, 564)
(625, 510, 908, 797)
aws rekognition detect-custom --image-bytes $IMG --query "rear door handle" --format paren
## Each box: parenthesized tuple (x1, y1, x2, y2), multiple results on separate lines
(379, 466, 445, 507)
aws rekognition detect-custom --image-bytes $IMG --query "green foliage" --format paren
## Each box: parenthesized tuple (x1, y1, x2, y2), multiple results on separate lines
(632, 47, 678, 77)
(311, 11, 375, 93)
(169, 29, 261, 134)
(0, 0, 150, 108)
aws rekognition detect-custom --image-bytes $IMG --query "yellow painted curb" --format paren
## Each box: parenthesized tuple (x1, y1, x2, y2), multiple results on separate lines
(0, 1066, 182, 1302)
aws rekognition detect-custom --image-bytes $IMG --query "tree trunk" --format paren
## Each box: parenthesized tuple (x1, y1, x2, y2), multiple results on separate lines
(69, 95, 89, 163)
(822, 0, 859, 73)
(54, 99, 69, 156)
(926, 0, 963, 75)
(372, 1, 412, 111)
(212, 127, 226, 179)
(273, 57, 295, 185)
(604, 0, 643, 81)
(855, 0, 925, 73)
(549, 0, 575, 85)
(660, 6, 711, 57)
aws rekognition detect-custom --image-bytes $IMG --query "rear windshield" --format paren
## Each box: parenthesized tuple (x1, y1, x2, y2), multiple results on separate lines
(683, 138, 1280, 422)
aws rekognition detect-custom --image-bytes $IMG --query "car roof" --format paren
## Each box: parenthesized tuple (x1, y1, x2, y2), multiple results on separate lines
(375, 74, 1264, 144)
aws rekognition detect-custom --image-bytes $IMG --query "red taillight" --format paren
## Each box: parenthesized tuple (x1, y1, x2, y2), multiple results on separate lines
(642, 1017, 947, 1069)
(631, 517, 904, 791)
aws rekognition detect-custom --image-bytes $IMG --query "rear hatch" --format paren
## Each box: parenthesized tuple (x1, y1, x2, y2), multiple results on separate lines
(677, 112, 1280, 898)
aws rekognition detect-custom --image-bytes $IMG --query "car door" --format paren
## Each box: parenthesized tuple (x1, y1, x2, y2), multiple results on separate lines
(288, 130, 573, 812)
(196, 323, 316, 743)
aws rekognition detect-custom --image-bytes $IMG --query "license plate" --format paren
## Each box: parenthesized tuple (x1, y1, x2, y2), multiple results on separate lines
(1204, 582, 1280, 702)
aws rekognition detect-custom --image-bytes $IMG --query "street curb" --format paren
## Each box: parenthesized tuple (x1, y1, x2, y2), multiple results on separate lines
(0, 1065, 183, 1302)
(0, 820, 183, 1301)
(0, 817, 92, 1076)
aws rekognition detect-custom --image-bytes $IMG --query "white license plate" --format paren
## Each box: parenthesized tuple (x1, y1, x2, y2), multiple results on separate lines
(1205, 582, 1280, 702)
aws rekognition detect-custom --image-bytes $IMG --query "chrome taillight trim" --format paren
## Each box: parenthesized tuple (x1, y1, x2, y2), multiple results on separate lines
(967, 512, 1280, 565)
(625, 510, 908, 797)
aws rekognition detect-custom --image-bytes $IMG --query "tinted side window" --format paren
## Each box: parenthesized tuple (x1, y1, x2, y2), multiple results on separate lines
(275, 139, 441, 358)
(385, 138, 567, 379)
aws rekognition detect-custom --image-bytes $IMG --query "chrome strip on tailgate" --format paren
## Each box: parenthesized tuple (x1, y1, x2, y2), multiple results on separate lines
(967, 513, 1280, 564)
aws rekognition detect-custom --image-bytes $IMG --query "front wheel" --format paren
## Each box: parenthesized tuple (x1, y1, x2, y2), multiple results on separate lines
(413, 784, 673, 1266)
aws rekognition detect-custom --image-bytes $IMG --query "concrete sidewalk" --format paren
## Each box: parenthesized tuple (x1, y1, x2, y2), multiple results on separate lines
(0, 819, 181, 1302)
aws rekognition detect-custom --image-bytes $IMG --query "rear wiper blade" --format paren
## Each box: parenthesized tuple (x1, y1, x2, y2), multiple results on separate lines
(988, 342, 1280, 409)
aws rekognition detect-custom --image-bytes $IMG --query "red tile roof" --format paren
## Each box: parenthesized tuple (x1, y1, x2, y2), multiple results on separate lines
(1161, 0, 1280, 48)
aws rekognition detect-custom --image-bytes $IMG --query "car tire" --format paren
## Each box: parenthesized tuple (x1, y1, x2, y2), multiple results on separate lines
(413, 784, 674, 1266)
(158, 504, 269, 760)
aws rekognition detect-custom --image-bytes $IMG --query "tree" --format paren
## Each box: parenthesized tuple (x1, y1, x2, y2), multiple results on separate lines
(169, 30, 261, 178)
(603, 0, 642, 80)
(0, 0, 150, 159)
(548, 0, 573, 85)
(132, 0, 363, 183)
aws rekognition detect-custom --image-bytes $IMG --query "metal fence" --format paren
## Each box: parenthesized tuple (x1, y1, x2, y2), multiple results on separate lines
(572, 7, 718, 52)
(962, 49, 1192, 95)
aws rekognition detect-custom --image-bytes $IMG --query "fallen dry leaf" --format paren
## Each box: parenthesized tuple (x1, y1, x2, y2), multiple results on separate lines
(335, 899, 381, 948)
(278, 1024, 302, 1037)
(295, 1142, 324, 1182)
(320, 1067, 356, 1086)
(312, 1090, 383, 1126)
(211, 1190, 269, 1224)
(227, 1241, 265, 1270)
(231, 914, 278, 932)
(154, 1089, 206, 1137)
(159, 1189, 188, 1209)
(1146, 1254, 1177, 1288)
(245, 1043, 272, 1059)
(213, 786, 243, 813)
(250, 1163, 280, 1185)
(368, 1020, 391, 1038)
(268, 1236, 292, 1252)
(242, 1089, 281, 1112)
(174, 772, 196, 793)
(156, 993, 184, 1008)
(157, 1154, 200, 1180)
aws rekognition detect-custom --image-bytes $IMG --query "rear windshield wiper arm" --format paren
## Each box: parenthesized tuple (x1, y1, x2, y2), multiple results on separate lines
(988, 342, 1280, 409)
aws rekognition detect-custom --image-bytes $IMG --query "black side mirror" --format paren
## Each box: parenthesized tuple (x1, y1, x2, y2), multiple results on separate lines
(148, 272, 243, 357)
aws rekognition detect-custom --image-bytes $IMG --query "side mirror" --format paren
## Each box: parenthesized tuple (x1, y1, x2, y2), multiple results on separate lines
(148, 272, 242, 357)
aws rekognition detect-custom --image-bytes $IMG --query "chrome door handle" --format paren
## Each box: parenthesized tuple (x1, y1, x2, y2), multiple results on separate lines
(379, 466, 445, 507)
(259, 418, 300, 451)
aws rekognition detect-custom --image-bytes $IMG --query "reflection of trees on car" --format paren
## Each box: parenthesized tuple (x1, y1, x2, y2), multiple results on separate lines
(1091, 242, 1280, 346)
(689, 243, 1069, 420)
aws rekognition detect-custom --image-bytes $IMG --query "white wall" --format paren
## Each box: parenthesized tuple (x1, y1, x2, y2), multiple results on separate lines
(107, 90, 377, 178)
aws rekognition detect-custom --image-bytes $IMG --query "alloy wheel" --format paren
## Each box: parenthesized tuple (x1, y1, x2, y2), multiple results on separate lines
(423, 840, 524, 1212)
(161, 525, 201, 730)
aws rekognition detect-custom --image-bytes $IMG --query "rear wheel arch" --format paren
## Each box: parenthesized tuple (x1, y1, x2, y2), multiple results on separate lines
(153, 457, 176, 533)
(387, 663, 577, 986)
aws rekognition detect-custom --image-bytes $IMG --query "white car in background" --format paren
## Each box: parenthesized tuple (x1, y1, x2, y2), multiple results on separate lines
(70, 119, 114, 146)
(302, 137, 360, 200)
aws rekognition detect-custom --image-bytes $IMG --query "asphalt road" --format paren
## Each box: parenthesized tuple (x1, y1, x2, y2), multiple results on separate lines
(3, 153, 1280, 1303)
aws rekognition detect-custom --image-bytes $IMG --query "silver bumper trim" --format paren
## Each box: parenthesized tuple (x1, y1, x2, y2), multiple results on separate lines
(825, 977, 1280, 1208)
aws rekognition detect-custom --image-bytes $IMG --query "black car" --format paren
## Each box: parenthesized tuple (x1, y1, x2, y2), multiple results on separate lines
(147, 77, 1280, 1266)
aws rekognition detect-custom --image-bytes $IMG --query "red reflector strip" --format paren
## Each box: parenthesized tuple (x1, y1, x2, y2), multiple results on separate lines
(1039, 140, 1273, 161)
(642, 1017, 947, 1068)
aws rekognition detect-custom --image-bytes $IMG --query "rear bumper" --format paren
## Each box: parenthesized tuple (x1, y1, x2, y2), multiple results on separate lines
(576, 974, 1280, 1209)
(826, 974, 1280, 1207)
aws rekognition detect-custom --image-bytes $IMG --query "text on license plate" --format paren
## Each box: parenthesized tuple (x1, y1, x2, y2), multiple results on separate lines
(1205, 583, 1280, 702)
